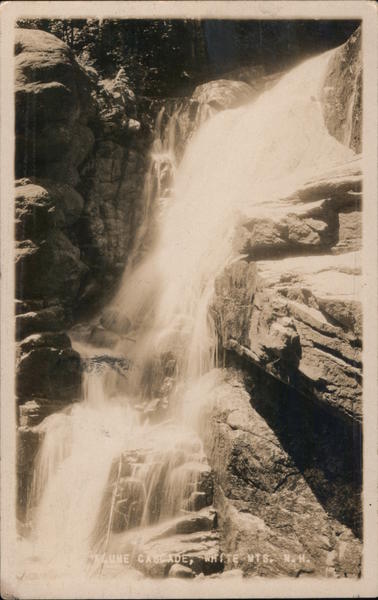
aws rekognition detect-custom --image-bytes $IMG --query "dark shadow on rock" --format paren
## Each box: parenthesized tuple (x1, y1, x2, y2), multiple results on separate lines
(226, 350, 362, 539)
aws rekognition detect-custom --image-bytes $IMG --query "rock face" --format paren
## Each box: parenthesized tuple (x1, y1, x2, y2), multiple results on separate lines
(207, 28, 363, 577)
(15, 29, 95, 184)
(14, 29, 153, 515)
(14, 29, 152, 411)
(322, 26, 362, 153)
(198, 369, 361, 577)
(214, 248, 362, 423)
(14, 29, 94, 412)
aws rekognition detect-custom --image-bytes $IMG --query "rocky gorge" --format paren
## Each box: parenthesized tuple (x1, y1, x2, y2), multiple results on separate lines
(14, 24, 363, 580)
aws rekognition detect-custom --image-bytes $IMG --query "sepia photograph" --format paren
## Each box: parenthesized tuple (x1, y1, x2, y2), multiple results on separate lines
(1, 1, 377, 598)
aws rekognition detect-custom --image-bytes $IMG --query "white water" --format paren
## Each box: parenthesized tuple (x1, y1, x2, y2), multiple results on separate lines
(22, 48, 355, 578)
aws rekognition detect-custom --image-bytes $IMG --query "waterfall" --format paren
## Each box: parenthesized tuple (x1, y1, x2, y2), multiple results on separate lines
(22, 47, 354, 578)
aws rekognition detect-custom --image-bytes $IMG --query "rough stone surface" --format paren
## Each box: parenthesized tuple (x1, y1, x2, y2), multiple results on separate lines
(214, 249, 362, 423)
(322, 27, 361, 153)
(198, 369, 361, 577)
(16, 229, 88, 302)
(108, 508, 222, 578)
(15, 28, 94, 180)
(214, 156, 362, 424)
(17, 344, 82, 402)
(192, 79, 255, 110)
(15, 180, 85, 241)
(16, 305, 68, 340)
(234, 157, 362, 260)
(14, 29, 153, 415)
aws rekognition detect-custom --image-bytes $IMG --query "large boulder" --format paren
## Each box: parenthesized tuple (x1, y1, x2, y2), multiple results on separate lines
(198, 370, 361, 577)
(16, 332, 81, 402)
(15, 304, 68, 340)
(15, 28, 94, 179)
(16, 229, 88, 302)
(15, 179, 85, 240)
(192, 79, 254, 110)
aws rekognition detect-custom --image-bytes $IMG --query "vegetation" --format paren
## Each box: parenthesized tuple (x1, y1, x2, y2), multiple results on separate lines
(16, 18, 360, 97)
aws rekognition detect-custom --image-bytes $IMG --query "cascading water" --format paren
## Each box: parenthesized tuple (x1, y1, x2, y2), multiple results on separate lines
(21, 47, 355, 579)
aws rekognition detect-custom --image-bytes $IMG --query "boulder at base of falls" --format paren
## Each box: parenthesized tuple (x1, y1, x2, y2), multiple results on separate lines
(168, 564, 196, 578)
(198, 369, 361, 578)
(107, 507, 222, 578)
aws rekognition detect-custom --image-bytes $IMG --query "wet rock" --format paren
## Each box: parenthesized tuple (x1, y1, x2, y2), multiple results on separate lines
(100, 310, 132, 335)
(88, 326, 120, 348)
(193, 80, 254, 110)
(236, 158, 362, 261)
(17, 424, 41, 521)
(188, 491, 208, 511)
(108, 509, 221, 578)
(16, 305, 67, 340)
(18, 399, 68, 427)
(168, 564, 195, 578)
(76, 136, 149, 274)
(19, 332, 71, 353)
(17, 346, 81, 402)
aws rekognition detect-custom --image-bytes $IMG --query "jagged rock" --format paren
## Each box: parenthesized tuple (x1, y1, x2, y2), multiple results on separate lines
(334, 210, 362, 253)
(214, 251, 362, 423)
(198, 369, 361, 577)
